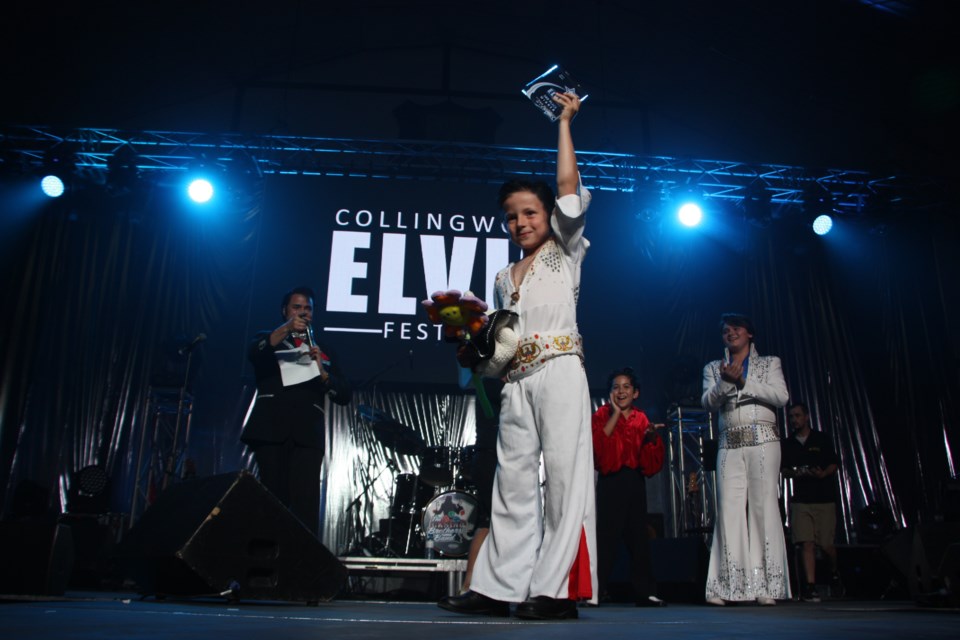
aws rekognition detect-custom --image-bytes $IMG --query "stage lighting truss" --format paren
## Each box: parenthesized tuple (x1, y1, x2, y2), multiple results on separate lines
(0, 125, 946, 220)
(740, 183, 774, 228)
(106, 144, 141, 194)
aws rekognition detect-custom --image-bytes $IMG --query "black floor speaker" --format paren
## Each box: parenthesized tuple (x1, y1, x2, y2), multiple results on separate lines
(0, 521, 74, 595)
(881, 523, 960, 605)
(834, 544, 904, 599)
(651, 536, 709, 603)
(117, 471, 346, 603)
(606, 535, 708, 603)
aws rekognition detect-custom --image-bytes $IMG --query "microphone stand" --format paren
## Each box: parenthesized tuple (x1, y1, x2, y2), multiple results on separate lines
(342, 460, 395, 556)
(357, 351, 414, 436)
(355, 350, 414, 390)
(350, 352, 416, 557)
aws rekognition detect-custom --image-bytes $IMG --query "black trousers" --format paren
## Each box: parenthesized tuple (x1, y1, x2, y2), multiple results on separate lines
(252, 438, 323, 535)
(596, 466, 656, 600)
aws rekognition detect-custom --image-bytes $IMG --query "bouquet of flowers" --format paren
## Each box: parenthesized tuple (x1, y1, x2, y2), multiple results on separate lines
(422, 290, 518, 417)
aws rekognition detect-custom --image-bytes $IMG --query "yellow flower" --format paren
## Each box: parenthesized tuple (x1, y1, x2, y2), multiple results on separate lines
(421, 290, 488, 341)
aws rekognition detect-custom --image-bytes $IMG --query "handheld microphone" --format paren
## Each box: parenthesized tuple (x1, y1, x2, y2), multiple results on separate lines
(298, 313, 324, 376)
(178, 333, 207, 355)
(303, 317, 316, 348)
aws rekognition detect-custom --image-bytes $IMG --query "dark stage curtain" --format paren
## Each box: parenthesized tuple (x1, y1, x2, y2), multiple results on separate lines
(0, 179, 262, 519)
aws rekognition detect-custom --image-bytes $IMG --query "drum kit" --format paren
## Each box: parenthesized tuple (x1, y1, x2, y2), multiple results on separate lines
(355, 405, 481, 559)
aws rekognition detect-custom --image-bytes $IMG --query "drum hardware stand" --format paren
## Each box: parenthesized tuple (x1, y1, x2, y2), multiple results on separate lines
(342, 460, 395, 556)
(400, 473, 428, 557)
(379, 457, 410, 558)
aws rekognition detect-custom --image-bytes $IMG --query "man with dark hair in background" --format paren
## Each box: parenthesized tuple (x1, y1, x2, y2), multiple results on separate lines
(781, 401, 841, 602)
(241, 286, 352, 535)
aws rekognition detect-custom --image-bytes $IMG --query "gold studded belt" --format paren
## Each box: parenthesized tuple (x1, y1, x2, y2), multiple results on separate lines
(719, 422, 780, 449)
(505, 331, 583, 382)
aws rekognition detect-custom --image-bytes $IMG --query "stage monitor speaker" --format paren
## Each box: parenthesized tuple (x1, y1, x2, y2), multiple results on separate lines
(603, 513, 668, 602)
(0, 521, 74, 595)
(651, 536, 708, 603)
(835, 544, 903, 599)
(117, 471, 346, 603)
(881, 523, 960, 605)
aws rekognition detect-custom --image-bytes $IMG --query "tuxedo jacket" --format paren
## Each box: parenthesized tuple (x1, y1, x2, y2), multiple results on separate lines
(241, 331, 352, 450)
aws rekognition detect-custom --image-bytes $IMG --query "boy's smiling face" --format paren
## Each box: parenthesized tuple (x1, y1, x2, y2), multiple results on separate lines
(503, 191, 551, 253)
(610, 375, 639, 411)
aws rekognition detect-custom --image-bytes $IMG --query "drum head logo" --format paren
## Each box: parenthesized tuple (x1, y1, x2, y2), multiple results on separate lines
(422, 492, 479, 557)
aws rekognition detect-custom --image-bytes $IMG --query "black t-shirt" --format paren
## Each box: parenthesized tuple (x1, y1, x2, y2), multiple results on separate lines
(780, 429, 839, 504)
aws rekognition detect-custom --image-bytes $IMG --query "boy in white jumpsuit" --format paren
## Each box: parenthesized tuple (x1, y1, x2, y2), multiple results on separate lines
(438, 92, 597, 620)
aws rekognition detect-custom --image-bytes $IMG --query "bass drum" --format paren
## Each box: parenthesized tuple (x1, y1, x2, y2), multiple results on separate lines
(420, 491, 479, 558)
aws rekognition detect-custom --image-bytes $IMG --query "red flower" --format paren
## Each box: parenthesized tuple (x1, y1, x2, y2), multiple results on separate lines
(421, 290, 488, 340)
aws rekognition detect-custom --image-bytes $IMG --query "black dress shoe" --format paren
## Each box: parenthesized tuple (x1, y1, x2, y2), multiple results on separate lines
(636, 595, 667, 607)
(437, 590, 510, 617)
(514, 596, 579, 620)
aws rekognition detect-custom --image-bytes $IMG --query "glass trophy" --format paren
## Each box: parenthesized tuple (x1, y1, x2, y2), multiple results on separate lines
(521, 65, 589, 122)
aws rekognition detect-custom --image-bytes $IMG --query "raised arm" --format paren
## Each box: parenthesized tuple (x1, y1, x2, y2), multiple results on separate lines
(554, 92, 581, 197)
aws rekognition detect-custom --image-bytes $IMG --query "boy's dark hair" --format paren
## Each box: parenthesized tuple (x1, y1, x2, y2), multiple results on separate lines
(280, 286, 315, 319)
(719, 313, 756, 339)
(606, 367, 640, 395)
(788, 401, 809, 415)
(498, 179, 556, 213)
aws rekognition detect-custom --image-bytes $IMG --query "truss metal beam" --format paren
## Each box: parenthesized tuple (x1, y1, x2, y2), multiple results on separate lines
(0, 125, 944, 215)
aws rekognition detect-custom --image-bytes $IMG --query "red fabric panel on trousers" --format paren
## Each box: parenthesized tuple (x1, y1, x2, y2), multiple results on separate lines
(567, 526, 593, 600)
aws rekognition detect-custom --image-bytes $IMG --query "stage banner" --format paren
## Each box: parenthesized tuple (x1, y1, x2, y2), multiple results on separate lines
(252, 175, 520, 386)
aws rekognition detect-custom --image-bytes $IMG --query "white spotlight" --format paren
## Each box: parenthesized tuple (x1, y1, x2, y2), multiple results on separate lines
(41, 175, 65, 198)
(678, 203, 703, 227)
(187, 178, 214, 204)
(812, 214, 833, 236)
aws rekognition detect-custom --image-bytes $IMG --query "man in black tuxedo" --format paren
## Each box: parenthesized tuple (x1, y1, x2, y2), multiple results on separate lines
(241, 286, 352, 535)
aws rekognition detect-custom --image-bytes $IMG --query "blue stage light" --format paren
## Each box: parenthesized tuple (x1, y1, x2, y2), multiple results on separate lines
(187, 178, 214, 203)
(812, 214, 833, 236)
(40, 175, 65, 198)
(678, 202, 703, 227)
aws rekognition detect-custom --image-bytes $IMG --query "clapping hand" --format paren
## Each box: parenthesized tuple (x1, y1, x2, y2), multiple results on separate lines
(719, 361, 744, 389)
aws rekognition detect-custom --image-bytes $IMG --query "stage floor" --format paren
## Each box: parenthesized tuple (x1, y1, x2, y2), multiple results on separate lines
(1, 592, 957, 640)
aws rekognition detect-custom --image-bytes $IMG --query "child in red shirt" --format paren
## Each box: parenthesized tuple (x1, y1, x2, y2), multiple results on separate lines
(591, 367, 665, 606)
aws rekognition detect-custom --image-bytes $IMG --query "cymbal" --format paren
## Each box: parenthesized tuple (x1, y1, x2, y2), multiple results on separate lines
(358, 404, 394, 423)
(370, 419, 425, 456)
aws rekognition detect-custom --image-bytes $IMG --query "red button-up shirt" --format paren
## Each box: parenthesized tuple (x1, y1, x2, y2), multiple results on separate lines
(591, 403, 665, 477)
